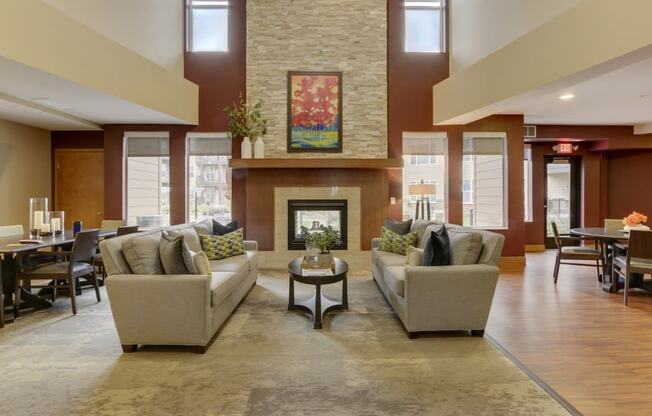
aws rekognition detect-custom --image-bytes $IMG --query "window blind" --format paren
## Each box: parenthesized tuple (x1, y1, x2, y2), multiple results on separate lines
(463, 136, 505, 155)
(402, 134, 446, 155)
(188, 135, 231, 156)
(127, 136, 169, 157)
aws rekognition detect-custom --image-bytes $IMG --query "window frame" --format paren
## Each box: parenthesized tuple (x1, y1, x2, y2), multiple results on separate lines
(524, 144, 533, 223)
(185, 132, 232, 223)
(186, 0, 229, 53)
(462, 132, 509, 230)
(123, 131, 171, 227)
(404, 0, 446, 54)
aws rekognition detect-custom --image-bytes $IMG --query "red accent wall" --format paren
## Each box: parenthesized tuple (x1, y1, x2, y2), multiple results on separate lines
(607, 150, 652, 219)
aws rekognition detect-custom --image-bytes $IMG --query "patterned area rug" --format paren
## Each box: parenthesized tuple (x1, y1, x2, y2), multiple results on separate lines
(0, 269, 569, 415)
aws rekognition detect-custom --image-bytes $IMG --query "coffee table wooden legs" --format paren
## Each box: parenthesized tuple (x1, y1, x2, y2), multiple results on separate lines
(288, 274, 348, 329)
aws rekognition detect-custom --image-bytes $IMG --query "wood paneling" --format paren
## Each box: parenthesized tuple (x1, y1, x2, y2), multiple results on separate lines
(54, 149, 104, 228)
(489, 250, 652, 416)
(607, 150, 652, 219)
(243, 168, 388, 250)
(230, 159, 403, 169)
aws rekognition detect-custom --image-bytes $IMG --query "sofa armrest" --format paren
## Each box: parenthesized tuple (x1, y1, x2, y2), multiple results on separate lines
(403, 264, 499, 332)
(105, 274, 212, 346)
(371, 238, 381, 249)
(244, 240, 258, 252)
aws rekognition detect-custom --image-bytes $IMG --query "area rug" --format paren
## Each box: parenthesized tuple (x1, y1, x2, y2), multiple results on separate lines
(0, 268, 569, 415)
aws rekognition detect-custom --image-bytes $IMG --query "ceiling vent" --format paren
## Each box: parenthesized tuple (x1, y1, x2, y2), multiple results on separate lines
(524, 125, 537, 138)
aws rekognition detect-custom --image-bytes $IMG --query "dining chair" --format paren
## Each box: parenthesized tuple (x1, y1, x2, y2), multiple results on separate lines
(15, 229, 100, 316)
(0, 225, 24, 238)
(551, 222, 603, 284)
(612, 230, 652, 306)
(95, 225, 139, 281)
(604, 218, 628, 255)
(100, 220, 125, 230)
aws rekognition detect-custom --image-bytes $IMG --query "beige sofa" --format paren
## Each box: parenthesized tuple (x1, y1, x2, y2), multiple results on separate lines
(99, 219, 258, 353)
(372, 222, 504, 338)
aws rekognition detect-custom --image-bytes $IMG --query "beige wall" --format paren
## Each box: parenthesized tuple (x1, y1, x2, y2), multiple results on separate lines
(43, 0, 184, 74)
(246, 0, 387, 159)
(0, 119, 51, 231)
(450, 0, 581, 73)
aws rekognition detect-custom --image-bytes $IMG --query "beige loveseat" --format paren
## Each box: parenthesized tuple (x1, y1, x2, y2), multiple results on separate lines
(99, 219, 258, 353)
(372, 221, 504, 338)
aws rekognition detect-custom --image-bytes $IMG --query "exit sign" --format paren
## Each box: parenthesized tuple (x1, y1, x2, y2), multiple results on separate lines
(556, 143, 574, 154)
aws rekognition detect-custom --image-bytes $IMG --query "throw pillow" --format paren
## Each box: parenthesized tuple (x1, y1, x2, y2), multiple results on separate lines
(159, 231, 196, 274)
(379, 227, 417, 255)
(121, 231, 164, 275)
(167, 225, 202, 253)
(213, 220, 239, 236)
(192, 218, 213, 236)
(448, 228, 484, 265)
(422, 225, 451, 266)
(200, 228, 246, 260)
(383, 218, 413, 235)
(405, 246, 424, 267)
(192, 251, 212, 275)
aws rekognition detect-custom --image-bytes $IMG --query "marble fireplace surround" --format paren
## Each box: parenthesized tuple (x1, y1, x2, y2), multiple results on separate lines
(274, 187, 361, 252)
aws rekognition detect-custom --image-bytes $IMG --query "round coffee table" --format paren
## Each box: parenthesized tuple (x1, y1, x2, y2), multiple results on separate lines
(288, 257, 348, 329)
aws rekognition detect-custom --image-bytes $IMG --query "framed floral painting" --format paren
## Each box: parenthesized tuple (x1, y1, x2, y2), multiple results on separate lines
(287, 71, 342, 152)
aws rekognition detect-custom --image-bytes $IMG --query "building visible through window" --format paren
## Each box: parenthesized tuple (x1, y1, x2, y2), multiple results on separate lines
(187, 0, 228, 52)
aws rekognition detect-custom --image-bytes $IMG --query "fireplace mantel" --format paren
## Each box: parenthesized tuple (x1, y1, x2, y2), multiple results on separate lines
(229, 158, 403, 170)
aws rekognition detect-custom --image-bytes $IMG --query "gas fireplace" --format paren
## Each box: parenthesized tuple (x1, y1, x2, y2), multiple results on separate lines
(287, 199, 348, 250)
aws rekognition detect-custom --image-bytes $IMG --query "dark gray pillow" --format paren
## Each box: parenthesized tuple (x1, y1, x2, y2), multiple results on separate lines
(383, 218, 413, 235)
(213, 220, 239, 236)
(422, 225, 451, 266)
(159, 231, 198, 274)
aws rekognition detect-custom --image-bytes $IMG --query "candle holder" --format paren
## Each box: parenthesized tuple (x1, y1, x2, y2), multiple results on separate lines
(48, 211, 65, 235)
(29, 197, 48, 237)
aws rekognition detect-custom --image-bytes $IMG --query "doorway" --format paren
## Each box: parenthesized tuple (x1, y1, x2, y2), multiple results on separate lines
(544, 156, 581, 248)
(54, 149, 104, 229)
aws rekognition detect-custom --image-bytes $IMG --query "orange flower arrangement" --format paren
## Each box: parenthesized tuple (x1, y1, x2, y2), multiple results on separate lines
(623, 211, 648, 226)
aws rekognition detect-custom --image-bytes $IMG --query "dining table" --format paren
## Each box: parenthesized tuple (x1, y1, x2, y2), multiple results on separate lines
(570, 227, 633, 293)
(0, 228, 117, 325)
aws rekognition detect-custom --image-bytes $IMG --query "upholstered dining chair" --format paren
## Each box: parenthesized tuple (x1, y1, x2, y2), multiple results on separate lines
(0, 224, 24, 238)
(15, 229, 101, 315)
(551, 222, 603, 284)
(95, 225, 139, 281)
(612, 230, 652, 306)
(100, 220, 125, 230)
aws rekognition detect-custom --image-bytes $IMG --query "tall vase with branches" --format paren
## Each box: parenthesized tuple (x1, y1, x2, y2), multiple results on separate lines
(224, 93, 267, 158)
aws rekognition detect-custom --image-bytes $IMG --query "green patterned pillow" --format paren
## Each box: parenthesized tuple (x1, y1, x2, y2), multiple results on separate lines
(379, 227, 417, 255)
(199, 229, 246, 261)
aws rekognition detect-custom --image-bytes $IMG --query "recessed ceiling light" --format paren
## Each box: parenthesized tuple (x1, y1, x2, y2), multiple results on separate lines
(559, 93, 575, 101)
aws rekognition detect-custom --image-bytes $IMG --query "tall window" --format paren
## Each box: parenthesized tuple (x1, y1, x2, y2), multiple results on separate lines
(524, 144, 533, 222)
(187, 134, 232, 223)
(186, 0, 228, 52)
(462, 133, 508, 228)
(125, 134, 170, 227)
(402, 133, 447, 221)
(405, 0, 446, 53)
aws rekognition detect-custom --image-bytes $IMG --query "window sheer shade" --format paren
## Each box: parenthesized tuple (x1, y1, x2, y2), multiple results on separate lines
(127, 137, 169, 157)
(463, 137, 505, 155)
(403, 135, 446, 155)
(188, 136, 231, 156)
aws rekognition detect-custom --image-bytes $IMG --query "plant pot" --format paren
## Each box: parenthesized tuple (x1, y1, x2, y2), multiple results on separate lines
(241, 137, 252, 159)
(318, 252, 334, 267)
(624, 224, 650, 232)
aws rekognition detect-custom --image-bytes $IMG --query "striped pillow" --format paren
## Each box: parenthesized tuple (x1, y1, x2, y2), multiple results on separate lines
(199, 229, 246, 261)
(379, 227, 417, 255)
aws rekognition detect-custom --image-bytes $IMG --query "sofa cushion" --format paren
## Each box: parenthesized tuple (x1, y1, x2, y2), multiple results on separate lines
(411, 219, 443, 248)
(405, 246, 424, 266)
(210, 253, 250, 276)
(379, 227, 417, 255)
(167, 225, 202, 253)
(376, 251, 407, 268)
(192, 219, 213, 236)
(210, 272, 243, 307)
(193, 251, 212, 275)
(159, 231, 194, 274)
(422, 225, 451, 266)
(448, 228, 483, 265)
(200, 229, 246, 261)
(213, 220, 239, 236)
(121, 231, 164, 275)
(384, 218, 412, 235)
(383, 266, 406, 297)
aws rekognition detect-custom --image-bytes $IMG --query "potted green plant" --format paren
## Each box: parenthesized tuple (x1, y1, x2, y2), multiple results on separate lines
(304, 226, 341, 265)
(224, 93, 267, 159)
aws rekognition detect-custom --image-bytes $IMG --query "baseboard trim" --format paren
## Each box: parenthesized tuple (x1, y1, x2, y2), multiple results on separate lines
(485, 334, 583, 416)
(525, 244, 546, 252)
(498, 256, 526, 272)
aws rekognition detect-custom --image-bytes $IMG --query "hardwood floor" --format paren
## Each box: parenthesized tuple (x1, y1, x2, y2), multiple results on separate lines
(488, 250, 652, 416)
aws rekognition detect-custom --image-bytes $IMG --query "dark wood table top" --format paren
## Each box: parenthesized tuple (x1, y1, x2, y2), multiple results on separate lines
(570, 227, 629, 240)
(0, 229, 117, 254)
(288, 257, 348, 285)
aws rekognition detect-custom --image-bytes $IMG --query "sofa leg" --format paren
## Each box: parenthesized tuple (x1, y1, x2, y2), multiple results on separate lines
(193, 345, 207, 354)
(471, 330, 485, 337)
(407, 332, 418, 339)
(121, 344, 138, 353)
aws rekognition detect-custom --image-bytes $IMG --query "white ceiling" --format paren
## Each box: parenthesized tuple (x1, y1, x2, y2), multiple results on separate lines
(0, 56, 189, 131)
(507, 54, 652, 128)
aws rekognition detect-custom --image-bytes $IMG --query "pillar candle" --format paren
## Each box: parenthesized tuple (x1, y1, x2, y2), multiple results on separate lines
(40, 223, 50, 233)
(33, 211, 44, 229)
